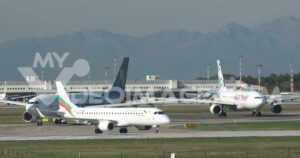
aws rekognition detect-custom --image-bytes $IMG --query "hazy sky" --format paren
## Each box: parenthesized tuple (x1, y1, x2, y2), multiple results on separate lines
(1, 0, 300, 42)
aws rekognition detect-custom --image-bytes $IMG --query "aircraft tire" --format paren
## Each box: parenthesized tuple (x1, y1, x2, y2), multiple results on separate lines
(95, 128, 102, 134)
(120, 128, 128, 133)
(257, 112, 261, 116)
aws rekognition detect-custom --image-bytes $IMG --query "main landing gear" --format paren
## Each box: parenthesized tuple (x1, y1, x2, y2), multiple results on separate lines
(218, 111, 227, 117)
(154, 128, 159, 133)
(252, 111, 261, 117)
(55, 119, 67, 124)
(95, 128, 103, 134)
(37, 119, 43, 126)
(119, 128, 128, 133)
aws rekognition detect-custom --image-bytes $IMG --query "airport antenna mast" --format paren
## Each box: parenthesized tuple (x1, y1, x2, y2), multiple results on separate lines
(113, 56, 117, 80)
(41, 70, 44, 81)
(256, 64, 263, 91)
(290, 63, 294, 92)
(206, 64, 210, 80)
(239, 55, 242, 81)
(104, 66, 110, 89)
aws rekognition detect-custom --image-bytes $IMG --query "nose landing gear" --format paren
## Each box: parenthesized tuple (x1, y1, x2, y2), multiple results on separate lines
(95, 128, 103, 134)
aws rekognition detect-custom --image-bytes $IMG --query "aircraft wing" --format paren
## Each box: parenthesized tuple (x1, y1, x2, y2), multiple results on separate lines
(36, 108, 98, 124)
(0, 99, 30, 107)
(175, 98, 212, 104)
(265, 95, 300, 104)
(9, 95, 36, 100)
(174, 98, 237, 106)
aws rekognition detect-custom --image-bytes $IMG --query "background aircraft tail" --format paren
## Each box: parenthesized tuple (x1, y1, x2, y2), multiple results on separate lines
(111, 57, 129, 91)
(217, 60, 226, 91)
(56, 81, 78, 118)
(106, 57, 129, 102)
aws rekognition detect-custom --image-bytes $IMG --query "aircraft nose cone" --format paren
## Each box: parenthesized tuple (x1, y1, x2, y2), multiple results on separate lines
(257, 98, 265, 108)
(164, 115, 171, 124)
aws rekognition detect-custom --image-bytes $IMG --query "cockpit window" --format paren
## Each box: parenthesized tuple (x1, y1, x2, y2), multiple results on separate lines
(254, 97, 262, 99)
(154, 111, 166, 115)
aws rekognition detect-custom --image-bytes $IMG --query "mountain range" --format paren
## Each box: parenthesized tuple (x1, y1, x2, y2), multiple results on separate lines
(0, 16, 300, 81)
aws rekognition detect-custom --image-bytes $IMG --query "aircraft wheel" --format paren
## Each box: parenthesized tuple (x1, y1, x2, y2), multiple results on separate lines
(120, 128, 128, 133)
(154, 128, 159, 133)
(252, 112, 257, 117)
(95, 128, 103, 134)
(55, 119, 59, 124)
(221, 112, 227, 117)
(257, 112, 262, 116)
(37, 120, 43, 126)
(218, 112, 227, 117)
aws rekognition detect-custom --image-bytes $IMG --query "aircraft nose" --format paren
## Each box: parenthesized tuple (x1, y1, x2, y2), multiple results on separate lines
(164, 115, 171, 124)
(258, 98, 265, 106)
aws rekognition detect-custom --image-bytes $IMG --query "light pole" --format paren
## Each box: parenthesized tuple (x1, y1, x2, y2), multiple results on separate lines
(239, 55, 242, 81)
(290, 63, 294, 92)
(206, 64, 210, 80)
(256, 64, 263, 91)
(104, 66, 110, 89)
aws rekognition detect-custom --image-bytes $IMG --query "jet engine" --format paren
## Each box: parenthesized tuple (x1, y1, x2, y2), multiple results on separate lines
(210, 104, 222, 114)
(98, 121, 114, 131)
(23, 112, 36, 122)
(135, 125, 152, 131)
(271, 104, 282, 113)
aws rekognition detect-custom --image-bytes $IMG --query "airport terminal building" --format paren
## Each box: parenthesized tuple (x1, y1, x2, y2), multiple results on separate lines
(0, 75, 257, 94)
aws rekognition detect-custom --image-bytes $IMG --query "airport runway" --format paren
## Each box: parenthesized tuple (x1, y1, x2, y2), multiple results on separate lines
(1, 123, 300, 141)
(1, 112, 300, 141)
(170, 112, 300, 123)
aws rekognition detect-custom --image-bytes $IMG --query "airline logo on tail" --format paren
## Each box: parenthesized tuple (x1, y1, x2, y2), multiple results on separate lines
(217, 60, 226, 90)
(56, 81, 77, 117)
(58, 95, 73, 117)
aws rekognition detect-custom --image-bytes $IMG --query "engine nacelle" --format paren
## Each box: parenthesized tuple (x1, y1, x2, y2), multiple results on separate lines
(210, 104, 222, 114)
(98, 121, 114, 131)
(271, 104, 282, 114)
(23, 112, 36, 122)
(135, 125, 152, 131)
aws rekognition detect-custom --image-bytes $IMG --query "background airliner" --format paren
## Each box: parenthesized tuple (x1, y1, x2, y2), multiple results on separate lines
(178, 60, 288, 117)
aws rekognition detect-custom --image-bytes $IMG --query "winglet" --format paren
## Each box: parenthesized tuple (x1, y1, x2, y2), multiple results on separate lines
(56, 81, 77, 117)
(217, 60, 226, 91)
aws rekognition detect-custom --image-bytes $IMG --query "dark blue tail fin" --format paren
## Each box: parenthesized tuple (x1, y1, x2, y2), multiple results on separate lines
(107, 57, 129, 103)
(111, 57, 129, 91)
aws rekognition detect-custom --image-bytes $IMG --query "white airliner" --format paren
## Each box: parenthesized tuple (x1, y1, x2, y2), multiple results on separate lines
(178, 60, 284, 117)
(55, 81, 170, 134)
(209, 60, 265, 116)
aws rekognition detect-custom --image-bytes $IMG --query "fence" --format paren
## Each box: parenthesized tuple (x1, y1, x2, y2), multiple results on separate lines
(0, 147, 299, 158)
(0, 148, 34, 158)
